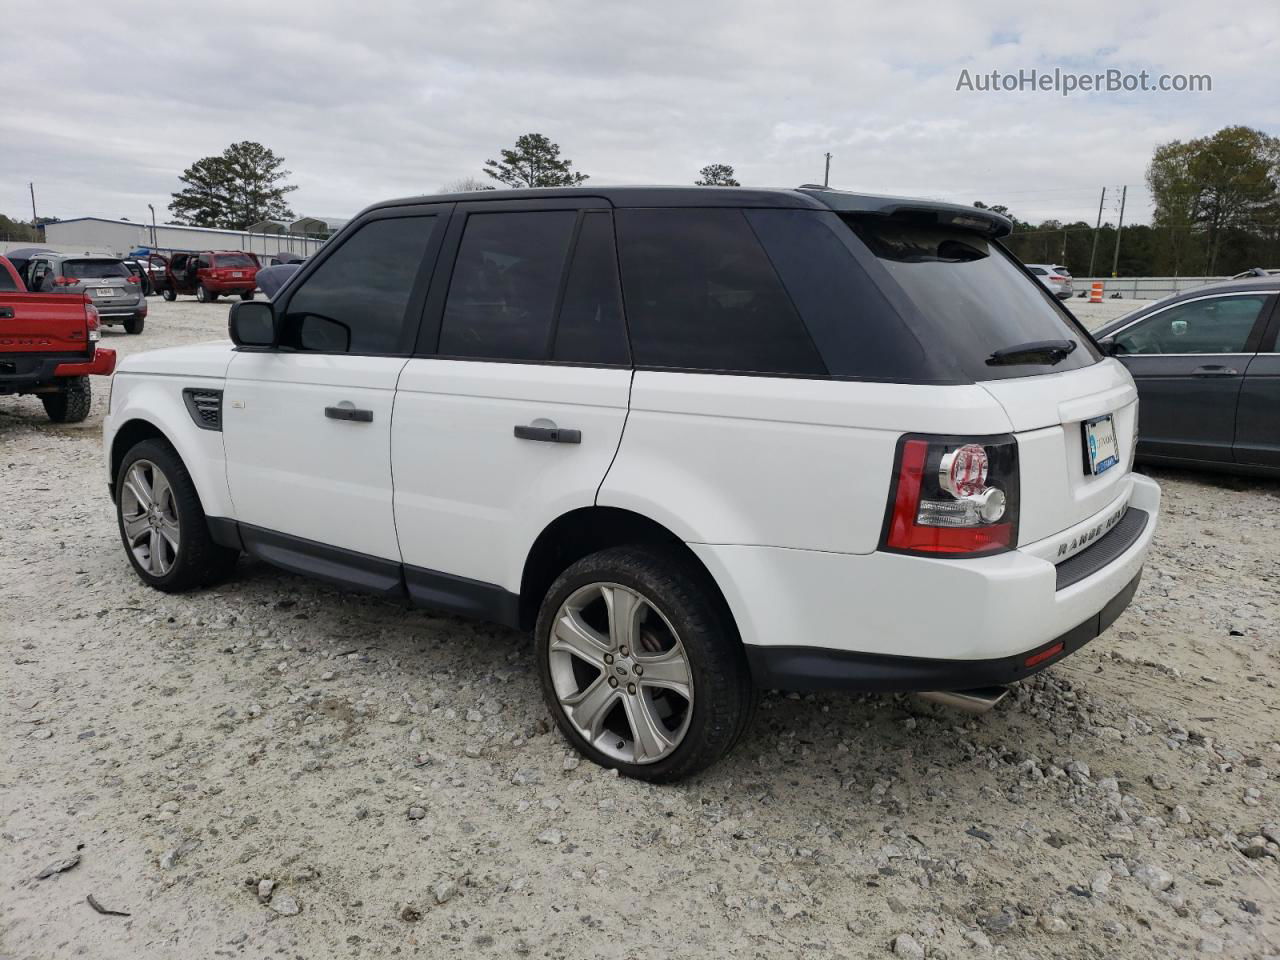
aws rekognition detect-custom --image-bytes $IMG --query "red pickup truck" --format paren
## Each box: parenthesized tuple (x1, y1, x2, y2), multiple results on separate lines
(0, 254, 115, 423)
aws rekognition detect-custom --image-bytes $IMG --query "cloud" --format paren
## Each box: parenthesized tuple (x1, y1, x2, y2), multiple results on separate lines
(1, 0, 1275, 227)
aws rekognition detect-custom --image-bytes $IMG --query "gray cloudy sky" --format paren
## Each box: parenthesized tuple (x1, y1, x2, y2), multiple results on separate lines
(3, 0, 1276, 228)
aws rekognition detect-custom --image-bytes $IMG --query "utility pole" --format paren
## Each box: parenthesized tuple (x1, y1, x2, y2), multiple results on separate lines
(148, 203, 157, 249)
(1087, 186, 1106, 276)
(29, 182, 37, 226)
(823, 152, 832, 188)
(1110, 185, 1127, 278)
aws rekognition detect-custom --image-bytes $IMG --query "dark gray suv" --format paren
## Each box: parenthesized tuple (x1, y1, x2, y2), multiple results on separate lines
(26, 252, 148, 334)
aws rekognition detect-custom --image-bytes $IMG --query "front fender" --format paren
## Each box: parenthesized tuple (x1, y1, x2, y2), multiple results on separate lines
(103, 375, 233, 519)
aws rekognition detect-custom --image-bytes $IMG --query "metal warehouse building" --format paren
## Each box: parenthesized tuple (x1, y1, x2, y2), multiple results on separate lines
(38, 216, 346, 258)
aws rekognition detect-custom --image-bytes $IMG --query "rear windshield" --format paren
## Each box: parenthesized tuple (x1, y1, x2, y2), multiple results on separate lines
(214, 253, 256, 268)
(846, 218, 1098, 380)
(64, 259, 129, 279)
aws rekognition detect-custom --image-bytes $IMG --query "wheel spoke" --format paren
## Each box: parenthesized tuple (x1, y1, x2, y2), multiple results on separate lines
(157, 516, 181, 553)
(637, 649, 691, 698)
(150, 469, 173, 513)
(122, 512, 149, 544)
(623, 694, 673, 763)
(602, 586, 640, 651)
(564, 675, 618, 739)
(551, 608, 611, 667)
(124, 466, 152, 509)
(147, 529, 164, 575)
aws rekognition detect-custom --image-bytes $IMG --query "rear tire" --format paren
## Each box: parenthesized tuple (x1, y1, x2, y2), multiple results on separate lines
(42, 376, 91, 423)
(162, 284, 176, 301)
(196, 284, 215, 303)
(535, 544, 755, 782)
(123, 314, 145, 335)
(115, 438, 239, 591)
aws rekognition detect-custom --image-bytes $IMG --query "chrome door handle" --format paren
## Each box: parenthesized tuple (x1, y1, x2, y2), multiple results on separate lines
(1191, 365, 1238, 377)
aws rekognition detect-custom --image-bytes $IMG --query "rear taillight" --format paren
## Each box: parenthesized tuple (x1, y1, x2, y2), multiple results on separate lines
(86, 304, 101, 341)
(881, 434, 1020, 556)
(126, 275, 141, 284)
(1048, 274, 1066, 282)
(54, 276, 77, 286)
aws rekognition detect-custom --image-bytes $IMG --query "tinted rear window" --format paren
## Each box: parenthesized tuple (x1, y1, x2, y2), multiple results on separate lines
(64, 259, 128, 279)
(616, 208, 825, 376)
(0, 264, 17, 292)
(847, 218, 1099, 380)
(214, 253, 256, 268)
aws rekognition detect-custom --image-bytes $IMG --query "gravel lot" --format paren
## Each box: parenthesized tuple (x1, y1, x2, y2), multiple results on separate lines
(2, 298, 1278, 960)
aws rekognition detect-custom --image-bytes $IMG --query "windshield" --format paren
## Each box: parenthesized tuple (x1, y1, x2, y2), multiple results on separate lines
(64, 259, 129, 279)
(846, 217, 1099, 380)
(214, 253, 256, 268)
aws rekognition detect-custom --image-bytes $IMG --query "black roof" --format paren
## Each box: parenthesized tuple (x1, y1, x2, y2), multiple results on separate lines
(364, 185, 1014, 237)
(1093, 277, 1280, 337)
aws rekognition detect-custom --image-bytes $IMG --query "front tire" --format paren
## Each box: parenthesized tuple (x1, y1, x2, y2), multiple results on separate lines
(162, 284, 176, 301)
(535, 545, 755, 782)
(123, 314, 145, 334)
(115, 438, 238, 591)
(42, 376, 91, 423)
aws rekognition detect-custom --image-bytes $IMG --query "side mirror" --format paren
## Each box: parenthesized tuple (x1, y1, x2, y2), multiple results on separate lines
(229, 300, 276, 348)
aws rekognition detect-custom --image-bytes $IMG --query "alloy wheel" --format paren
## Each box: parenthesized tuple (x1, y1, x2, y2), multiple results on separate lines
(120, 459, 181, 577)
(548, 582, 694, 764)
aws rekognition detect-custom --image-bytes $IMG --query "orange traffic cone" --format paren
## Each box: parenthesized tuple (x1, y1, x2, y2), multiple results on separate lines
(1089, 282, 1104, 304)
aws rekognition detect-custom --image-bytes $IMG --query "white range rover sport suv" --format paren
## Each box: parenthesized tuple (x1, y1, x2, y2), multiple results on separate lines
(104, 186, 1160, 781)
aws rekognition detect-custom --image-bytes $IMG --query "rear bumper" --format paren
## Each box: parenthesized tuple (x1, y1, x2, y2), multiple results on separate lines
(745, 570, 1140, 692)
(693, 473, 1160, 690)
(205, 280, 255, 294)
(55, 348, 116, 377)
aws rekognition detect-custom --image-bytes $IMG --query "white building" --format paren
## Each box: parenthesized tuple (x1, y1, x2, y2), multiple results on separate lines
(35, 216, 347, 259)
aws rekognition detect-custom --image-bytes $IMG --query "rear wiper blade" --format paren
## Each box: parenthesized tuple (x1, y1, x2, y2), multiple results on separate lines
(986, 339, 1077, 366)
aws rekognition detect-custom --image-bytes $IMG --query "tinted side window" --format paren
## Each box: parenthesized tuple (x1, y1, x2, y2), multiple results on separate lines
(439, 211, 577, 361)
(745, 209, 931, 381)
(0, 264, 16, 292)
(616, 209, 826, 375)
(283, 216, 437, 354)
(1115, 295, 1268, 355)
(553, 211, 629, 365)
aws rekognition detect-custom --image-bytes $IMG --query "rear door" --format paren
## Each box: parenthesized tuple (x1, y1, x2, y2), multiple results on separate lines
(1109, 292, 1274, 464)
(1234, 299, 1280, 467)
(392, 199, 632, 609)
(223, 208, 447, 575)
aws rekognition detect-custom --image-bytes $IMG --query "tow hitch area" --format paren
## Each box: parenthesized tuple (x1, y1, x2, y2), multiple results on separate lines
(916, 686, 1010, 714)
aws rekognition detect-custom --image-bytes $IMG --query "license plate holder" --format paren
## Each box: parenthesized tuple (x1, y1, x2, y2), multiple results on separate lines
(1083, 414, 1120, 475)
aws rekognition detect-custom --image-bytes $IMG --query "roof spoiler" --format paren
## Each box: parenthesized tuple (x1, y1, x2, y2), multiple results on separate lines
(797, 185, 1013, 239)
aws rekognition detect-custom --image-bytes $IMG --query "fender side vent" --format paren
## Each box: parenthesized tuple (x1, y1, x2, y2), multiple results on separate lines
(183, 388, 223, 431)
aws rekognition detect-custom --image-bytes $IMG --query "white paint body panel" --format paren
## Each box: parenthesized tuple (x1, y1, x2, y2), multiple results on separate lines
(392, 359, 631, 592)
(222, 352, 407, 561)
(103, 342, 237, 519)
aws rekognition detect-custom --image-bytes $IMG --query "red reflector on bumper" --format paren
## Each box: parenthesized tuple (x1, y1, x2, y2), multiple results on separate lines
(54, 348, 116, 377)
(1024, 642, 1065, 669)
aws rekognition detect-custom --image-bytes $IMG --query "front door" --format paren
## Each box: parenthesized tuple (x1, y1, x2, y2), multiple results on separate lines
(1112, 292, 1273, 463)
(392, 201, 633, 611)
(223, 210, 447, 583)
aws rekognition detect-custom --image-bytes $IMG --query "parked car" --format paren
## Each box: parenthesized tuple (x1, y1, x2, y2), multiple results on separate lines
(157, 251, 260, 302)
(104, 185, 1160, 781)
(0, 254, 115, 422)
(123, 256, 168, 296)
(22, 252, 148, 334)
(1092, 278, 1280, 476)
(1026, 263, 1074, 299)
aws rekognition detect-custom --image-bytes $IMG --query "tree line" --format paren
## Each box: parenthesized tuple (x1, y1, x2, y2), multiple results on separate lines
(21, 125, 1273, 278)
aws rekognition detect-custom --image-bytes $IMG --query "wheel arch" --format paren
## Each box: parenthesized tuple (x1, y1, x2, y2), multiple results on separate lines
(517, 506, 738, 639)
(106, 403, 234, 519)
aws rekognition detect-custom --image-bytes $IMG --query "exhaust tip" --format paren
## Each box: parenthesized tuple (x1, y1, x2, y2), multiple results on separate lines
(915, 686, 1010, 715)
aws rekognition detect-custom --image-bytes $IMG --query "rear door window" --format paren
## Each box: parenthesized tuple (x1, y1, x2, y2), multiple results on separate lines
(846, 217, 1099, 380)
(615, 208, 825, 375)
(438, 211, 578, 361)
(0, 265, 17, 292)
(282, 215, 438, 355)
(552, 211, 629, 365)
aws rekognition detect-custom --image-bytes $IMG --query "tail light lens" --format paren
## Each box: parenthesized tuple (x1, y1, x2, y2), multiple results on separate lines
(54, 276, 78, 286)
(86, 303, 101, 342)
(126, 275, 141, 284)
(881, 434, 1020, 556)
(1048, 275, 1066, 282)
